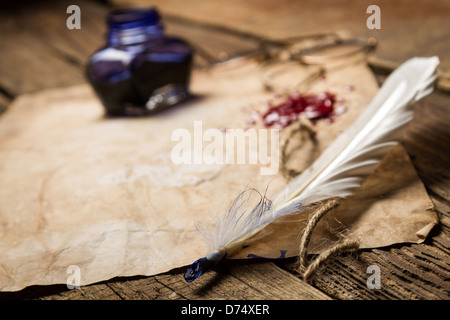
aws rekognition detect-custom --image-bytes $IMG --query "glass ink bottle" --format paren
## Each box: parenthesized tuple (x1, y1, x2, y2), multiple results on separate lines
(86, 8, 193, 116)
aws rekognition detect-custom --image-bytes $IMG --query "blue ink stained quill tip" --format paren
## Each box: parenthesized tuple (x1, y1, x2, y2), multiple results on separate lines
(184, 258, 205, 283)
(184, 250, 227, 282)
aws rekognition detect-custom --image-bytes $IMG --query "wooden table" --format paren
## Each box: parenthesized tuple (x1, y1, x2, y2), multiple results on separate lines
(0, 0, 449, 300)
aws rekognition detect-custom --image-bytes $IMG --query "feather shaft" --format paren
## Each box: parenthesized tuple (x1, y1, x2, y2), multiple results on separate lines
(185, 56, 439, 282)
(273, 56, 439, 211)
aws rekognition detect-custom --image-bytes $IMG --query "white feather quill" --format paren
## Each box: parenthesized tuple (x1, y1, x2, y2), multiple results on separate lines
(184, 56, 439, 282)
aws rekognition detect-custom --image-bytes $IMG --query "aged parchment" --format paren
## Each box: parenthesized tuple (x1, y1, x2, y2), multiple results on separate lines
(0, 60, 437, 291)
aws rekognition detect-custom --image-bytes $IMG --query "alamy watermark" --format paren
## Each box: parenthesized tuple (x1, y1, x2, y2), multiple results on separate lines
(66, 5, 81, 30)
(366, 5, 381, 30)
(366, 264, 381, 289)
(65, 5, 380, 31)
(66, 265, 81, 289)
(171, 121, 280, 175)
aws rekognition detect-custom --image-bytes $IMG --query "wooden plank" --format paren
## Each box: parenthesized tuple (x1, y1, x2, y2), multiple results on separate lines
(0, 1, 107, 96)
(278, 88, 450, 300)
(108, 0, 450, 91)
(0, 0, 262, 96)
(226, 260, 331, 300)
(404, 91, 450, 201)
(106, 276, 186, 300)
(0, 261, 331, 300)
(48, 284, 123, 300)
(0, 32, 86, 96)
(104, 261, 331, 300)
(164, 17, 263, 67)
(152, 261, 331, 300)
(279, 235, 450, 300)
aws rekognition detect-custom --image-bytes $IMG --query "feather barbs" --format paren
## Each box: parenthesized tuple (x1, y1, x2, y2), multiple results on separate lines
(184, 56, 440, 282)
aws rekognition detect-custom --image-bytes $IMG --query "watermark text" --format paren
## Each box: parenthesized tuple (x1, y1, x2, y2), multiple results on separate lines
(171, 121, 280, 175)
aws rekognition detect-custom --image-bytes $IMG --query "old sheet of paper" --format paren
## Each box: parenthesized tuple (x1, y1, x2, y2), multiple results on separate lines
(230, 144, 437, 259)
(0, 60, 437, 291)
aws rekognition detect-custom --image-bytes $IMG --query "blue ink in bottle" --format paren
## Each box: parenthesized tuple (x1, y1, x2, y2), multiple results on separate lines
(86, 7, 193, 116)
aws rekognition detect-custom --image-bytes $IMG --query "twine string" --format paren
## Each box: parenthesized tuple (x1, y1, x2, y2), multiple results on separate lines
(280, 122, 360, 283)
(303, 238, 360, 283)
(296, 198, 360, 283)
(297, 198, 341, 274)
(279, 122, 317, 180)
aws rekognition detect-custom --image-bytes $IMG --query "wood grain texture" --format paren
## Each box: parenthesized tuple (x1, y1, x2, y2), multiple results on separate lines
(0, 0, 262, 101)
(278, 88, 450, 300)
(109, 0, 450, 90)
(280, 230, 450, 300)
(2, 262, 331, 300)
(0, 1, 107, 96)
